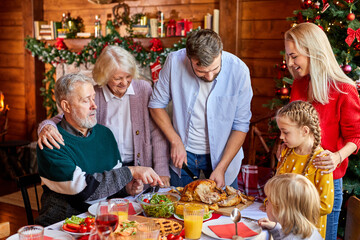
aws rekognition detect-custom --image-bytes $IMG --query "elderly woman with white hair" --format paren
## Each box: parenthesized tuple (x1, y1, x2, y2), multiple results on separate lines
(37, 45, 170, 186)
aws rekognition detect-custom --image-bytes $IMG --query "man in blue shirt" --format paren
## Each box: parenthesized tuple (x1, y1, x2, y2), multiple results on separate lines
(149, 29, 253, 188)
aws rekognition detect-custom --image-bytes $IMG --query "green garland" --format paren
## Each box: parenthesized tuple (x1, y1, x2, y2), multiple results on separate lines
(25, 31, 187, 117)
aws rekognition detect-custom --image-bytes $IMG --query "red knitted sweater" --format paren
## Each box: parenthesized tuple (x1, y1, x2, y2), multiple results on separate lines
(291, 76, 360, 179)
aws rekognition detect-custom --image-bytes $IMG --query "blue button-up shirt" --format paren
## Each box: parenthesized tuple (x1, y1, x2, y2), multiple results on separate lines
(149, 49, 253, 185)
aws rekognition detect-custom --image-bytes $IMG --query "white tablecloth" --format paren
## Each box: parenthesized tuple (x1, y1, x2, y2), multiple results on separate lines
(46, 188, 270, 240)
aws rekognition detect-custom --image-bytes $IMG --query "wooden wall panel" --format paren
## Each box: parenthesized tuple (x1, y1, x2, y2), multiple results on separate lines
(0, 12, 23, 26)
(0, 0, 26, 140)
(245, 58, 278, 78)
(0, 68, 24, 81)
(0, 27, 23, 40)
(239, 39, 285, 59)
(0, 40, 24, 54)
(241, 0, 300, 20)
(251, 77, 276, 97)
(0, 54, 24, 68)
(227, 0, 300, 162)
(0, 0, 23, 12)
(236, 0, 299, 122)
(241, 20, 291, 40)
(0, 82, 25, 96)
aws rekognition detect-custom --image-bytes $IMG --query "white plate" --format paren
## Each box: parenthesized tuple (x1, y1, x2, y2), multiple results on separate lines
(88, 201, 142, 216)
(7, 229, 74, 240)
(202, 218, 262, 240)
(61, 225, 91, 236)
(173, 212, 212, 221)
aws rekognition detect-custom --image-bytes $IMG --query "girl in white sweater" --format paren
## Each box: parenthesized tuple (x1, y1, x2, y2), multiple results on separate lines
(258, 173, 323, 240)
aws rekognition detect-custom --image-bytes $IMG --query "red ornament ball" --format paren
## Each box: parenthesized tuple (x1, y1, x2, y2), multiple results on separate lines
(301, 0, 313, 9)
(354, 42, 360, 51)
(347, 13, 355, 21)
(280, 87, 290, 96)
(345, 0, 354, 3)
(280, 60, 287, 71)
(342, 64, 352, 74)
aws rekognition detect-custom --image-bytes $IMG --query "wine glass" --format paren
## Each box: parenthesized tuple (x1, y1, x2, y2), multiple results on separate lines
(95, 200, 119, 235)
(89, 225, 114, 240)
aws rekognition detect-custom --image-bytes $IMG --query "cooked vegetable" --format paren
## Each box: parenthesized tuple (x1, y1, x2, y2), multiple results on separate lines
(63, 215, 95, 233)
(65, 216, 84, 225)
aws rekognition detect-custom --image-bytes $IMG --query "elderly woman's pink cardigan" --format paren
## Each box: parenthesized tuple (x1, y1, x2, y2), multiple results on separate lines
(95, 80, 170, 177)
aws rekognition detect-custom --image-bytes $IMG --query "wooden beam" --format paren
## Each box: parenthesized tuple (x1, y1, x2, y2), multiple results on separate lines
(22, 0, 45, 141)
(219, 0, 241, 56)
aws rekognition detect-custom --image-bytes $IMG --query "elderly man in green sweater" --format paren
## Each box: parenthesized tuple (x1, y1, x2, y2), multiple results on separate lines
(36, 73, 163, 226)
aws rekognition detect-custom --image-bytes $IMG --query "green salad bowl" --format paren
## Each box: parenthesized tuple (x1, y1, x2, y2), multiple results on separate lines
(136, 192, 181, 218)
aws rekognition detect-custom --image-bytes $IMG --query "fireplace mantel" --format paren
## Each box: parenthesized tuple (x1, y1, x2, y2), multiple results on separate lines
(46, 37, 183, 52)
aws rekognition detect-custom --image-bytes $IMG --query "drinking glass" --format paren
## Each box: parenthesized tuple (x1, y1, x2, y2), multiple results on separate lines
(18, 225, 44, 240)
(136, 221, 160, 240)
(109, 198, 129, 221)
(183, 203, 205, 240)
(88, 228, 101, 240)
(95, 201, 119, 233)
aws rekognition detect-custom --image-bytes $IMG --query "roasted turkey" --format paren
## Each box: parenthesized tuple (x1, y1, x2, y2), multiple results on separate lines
(180, 179, 227, 204)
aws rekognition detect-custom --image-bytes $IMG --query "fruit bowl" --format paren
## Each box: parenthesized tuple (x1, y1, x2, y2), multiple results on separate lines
(136, 192, 180, 218)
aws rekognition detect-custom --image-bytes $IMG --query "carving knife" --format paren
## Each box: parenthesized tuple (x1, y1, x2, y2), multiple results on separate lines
(182, 163, 199, 181)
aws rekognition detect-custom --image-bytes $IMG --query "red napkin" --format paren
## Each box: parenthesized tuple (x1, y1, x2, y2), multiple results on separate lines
(128, 203, 136, 215)
(44, 236, 53, 240)
(100, 203, 136, 215)
(208, 222, 258, 239)
(204, 213, 221, 222)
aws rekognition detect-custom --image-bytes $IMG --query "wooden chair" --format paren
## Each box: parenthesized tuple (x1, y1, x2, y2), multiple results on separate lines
(345, 196, 360, 240)
(0, 222, 10, 239)
(247, 109, 280, 168)
(16, 173, 41, 225)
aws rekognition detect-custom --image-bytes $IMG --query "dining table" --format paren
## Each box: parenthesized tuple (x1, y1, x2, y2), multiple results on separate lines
(45, 188, 270, 240)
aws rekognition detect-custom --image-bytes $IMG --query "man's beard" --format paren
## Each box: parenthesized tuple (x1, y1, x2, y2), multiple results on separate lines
(72, 109, 97, 129)
(198, 71, 220, 82)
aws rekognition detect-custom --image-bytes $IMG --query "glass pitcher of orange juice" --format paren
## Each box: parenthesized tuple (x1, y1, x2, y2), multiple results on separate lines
(109, 198, 129, 221)
(183, 203, 205, 240)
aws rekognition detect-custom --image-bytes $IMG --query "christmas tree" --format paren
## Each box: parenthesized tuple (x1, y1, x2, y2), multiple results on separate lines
(265, 0, 360, 237)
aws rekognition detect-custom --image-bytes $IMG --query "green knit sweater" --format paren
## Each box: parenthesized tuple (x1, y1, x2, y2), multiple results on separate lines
(36, 123, 133, 226)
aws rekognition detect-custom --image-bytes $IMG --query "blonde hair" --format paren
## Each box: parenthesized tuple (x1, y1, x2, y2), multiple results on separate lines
(92, 45, 139, 86)
(285, 22, 355, 104)
(276, 100, 321, 175)
(265, 173, 320, 238)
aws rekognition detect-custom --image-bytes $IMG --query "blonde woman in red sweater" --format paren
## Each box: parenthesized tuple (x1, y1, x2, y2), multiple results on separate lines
(284, 22, 360, 240)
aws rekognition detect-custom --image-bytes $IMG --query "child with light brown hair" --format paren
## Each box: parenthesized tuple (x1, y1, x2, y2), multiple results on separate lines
(270, 100, 333, 238)
(259, 173, 322, 239)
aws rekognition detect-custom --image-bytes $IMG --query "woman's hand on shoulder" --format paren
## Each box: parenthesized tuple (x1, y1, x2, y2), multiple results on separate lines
(312, 150, 337, 174)
(38, 125, 64, 150)
(258, 218, 276, 230)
